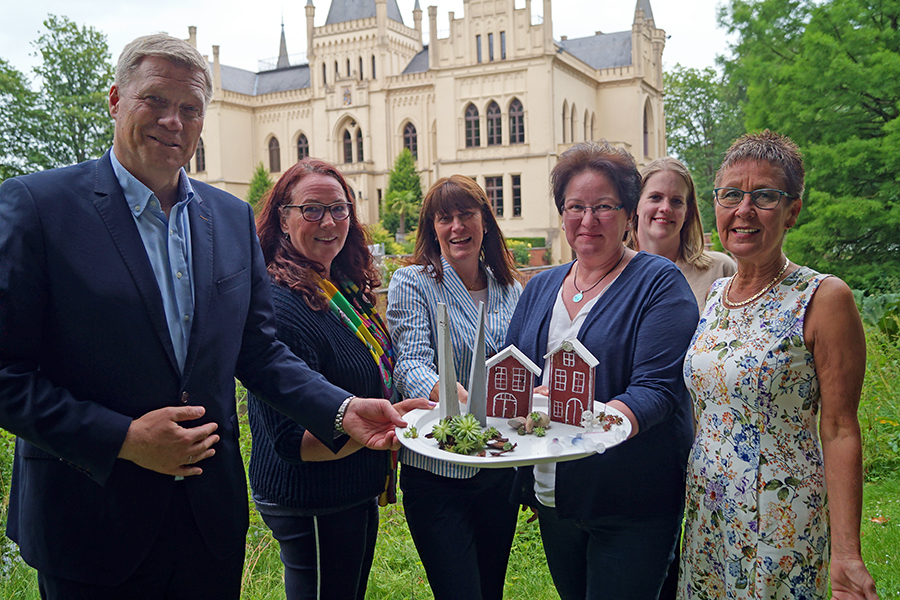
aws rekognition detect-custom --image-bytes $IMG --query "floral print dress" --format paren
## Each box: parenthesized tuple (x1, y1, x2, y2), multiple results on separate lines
(679, 267, 831, 599)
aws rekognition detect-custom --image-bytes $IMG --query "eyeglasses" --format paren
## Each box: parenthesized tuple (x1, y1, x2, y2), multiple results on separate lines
(714, 187, 796, 210)
(282, 202, 352, 222)
(563, 203, 625, 219)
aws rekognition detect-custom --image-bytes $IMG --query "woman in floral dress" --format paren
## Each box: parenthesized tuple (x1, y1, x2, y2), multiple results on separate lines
(679, 131, 878, 599)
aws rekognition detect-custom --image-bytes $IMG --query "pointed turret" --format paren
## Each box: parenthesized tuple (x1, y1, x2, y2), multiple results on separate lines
(306, 0, 316, 61)
(413, 0, 423, 44)
(276, 20, 290, 69)
(635, 0, 654, 23)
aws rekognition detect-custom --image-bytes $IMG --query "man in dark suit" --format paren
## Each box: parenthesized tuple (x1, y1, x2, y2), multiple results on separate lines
(0, 33, 411, 599)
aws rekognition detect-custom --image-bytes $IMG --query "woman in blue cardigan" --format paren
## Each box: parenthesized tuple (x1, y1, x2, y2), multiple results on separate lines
(387, 175, 522, 600)
(506, 142, 698, 599)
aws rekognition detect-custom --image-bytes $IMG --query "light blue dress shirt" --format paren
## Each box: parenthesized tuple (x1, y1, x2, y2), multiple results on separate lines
(110, 149, 195, 374)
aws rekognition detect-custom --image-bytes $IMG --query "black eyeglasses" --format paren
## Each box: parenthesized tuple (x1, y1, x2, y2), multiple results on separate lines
(282, 203, 352, 222)
(714, 187, 796, 210)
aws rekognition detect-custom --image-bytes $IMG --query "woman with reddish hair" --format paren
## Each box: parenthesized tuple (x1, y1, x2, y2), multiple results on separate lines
(250, 157, 429, 600)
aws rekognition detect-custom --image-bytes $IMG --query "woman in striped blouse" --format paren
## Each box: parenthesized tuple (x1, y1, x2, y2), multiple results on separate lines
(387, 175, 522, 600)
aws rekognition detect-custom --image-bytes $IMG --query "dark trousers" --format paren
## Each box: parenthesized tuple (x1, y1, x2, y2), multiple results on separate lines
(657, 527, 682, 600)
(260, 498, 378, 600)
(535, 502, 680, 600)
(400, 465, 518, 600)
(37, 483, 244, 600)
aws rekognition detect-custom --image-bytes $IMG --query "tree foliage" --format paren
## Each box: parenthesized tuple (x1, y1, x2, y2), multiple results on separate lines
(31, 15, 115, 168)
(0, 60, 42, 181)
(663, 64, 745, 230)
(246, 162, 274, 214)
(1, 15, 115, 180)
(381, 149, 422, 235)
(720, 0, 900, 292)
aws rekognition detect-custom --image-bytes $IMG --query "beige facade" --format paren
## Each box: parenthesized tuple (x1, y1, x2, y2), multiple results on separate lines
(186, 0, 667, 263)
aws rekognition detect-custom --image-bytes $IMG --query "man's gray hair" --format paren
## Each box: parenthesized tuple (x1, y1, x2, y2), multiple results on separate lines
(116, 33, 213, 106)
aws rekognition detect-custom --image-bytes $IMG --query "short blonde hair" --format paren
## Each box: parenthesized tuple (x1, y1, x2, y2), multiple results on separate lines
(116, 33, 213, 106)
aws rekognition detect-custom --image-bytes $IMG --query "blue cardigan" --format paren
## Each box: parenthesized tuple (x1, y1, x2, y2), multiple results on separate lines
(506, 252, 697, 519)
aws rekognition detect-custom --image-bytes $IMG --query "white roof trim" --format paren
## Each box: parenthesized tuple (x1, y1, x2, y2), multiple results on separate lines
(543, 338, 599, 368)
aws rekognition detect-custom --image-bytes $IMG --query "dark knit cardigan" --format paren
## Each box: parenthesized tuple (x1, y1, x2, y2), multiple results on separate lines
(248, 282, 389, 512)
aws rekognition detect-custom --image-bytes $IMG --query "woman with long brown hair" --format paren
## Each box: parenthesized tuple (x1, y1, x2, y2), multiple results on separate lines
(387, 175, 521, 600)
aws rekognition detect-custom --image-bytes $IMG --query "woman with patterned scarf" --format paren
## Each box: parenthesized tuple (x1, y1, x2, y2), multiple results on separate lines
(249, 157, 431, 600)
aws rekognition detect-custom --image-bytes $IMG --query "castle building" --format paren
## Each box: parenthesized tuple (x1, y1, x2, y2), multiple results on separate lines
(187, 0, 666, 262)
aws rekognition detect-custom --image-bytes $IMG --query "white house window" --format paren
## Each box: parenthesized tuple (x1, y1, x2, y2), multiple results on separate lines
(494, 366, 507, 391)
(512, 368, 526, 392)
(563, 352, 575, 367)
(552, 400, 563, 418)
(554, 369, 567, 391)
(573, 372, 585, 394)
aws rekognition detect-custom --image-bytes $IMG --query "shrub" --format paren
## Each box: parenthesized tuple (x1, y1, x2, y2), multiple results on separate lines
(506, 240, 532, 267)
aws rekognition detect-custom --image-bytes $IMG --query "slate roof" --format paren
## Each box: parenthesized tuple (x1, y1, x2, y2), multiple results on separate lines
(402, 47, 429, 74)
(557, 31, 632, 70)
(219, 63, 311, 96)
(325, 0, 404, 25)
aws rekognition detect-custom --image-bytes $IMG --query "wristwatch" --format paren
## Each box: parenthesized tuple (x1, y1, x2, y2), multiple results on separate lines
(334, 396, 355, 435)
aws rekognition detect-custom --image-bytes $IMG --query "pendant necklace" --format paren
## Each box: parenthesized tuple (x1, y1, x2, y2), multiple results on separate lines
(572, 248, 626, 303)
(723, 258, 789, 308)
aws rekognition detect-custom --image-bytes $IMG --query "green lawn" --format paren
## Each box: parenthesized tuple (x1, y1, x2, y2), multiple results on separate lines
(4, 477, 897, 599)
(2, 325, 898, 598)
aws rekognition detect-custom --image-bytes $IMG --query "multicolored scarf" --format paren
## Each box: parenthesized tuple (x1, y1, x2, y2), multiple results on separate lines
(315, 275, 399, 505)
(314, 275, 395, 400)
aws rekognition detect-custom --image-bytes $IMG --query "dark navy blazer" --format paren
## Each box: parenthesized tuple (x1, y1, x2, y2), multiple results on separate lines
(0, 153, 349, 584)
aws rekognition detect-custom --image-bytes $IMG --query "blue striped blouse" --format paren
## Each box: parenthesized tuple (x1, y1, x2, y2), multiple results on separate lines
(386, 257, 522, 478)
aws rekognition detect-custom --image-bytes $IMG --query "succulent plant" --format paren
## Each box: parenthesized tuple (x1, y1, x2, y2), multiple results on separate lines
(451, 413, 483, 443)
(453, 436, 478, 454)
(431, 419, 452, 443)
(534, 426, 546, 437)
(403, 426, 418, 439)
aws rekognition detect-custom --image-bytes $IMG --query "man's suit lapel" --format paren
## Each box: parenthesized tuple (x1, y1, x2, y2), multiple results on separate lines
(182, 189, 213, 382)
(91, 153, 181, 376)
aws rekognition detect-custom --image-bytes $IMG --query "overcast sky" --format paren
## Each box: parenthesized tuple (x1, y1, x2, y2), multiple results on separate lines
(2, 0, 733, 81)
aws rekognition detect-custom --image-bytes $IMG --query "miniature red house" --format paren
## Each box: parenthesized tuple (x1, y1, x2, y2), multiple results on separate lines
(544, 339, 599, 426)
(485, 345, 542, 419)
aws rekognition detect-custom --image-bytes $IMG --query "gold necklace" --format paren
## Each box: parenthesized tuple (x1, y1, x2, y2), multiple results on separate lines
(723, 258, 789, 308)
(572, 248, 626, 303)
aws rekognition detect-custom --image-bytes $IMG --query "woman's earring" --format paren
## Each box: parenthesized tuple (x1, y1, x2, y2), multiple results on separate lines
(284, 231, 290, 241)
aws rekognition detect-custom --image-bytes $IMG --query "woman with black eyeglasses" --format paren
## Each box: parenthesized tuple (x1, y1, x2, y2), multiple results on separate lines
(248, 157, 430, 600)
(505, 141, 698, 599)
(679, 131, 877, 599)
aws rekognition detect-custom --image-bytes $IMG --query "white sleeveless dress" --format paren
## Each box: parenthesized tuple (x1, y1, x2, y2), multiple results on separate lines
(679, 266, 831, 599)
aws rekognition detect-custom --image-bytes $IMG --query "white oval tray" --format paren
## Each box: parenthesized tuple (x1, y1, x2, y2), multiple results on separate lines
(396, 395, 631, 468)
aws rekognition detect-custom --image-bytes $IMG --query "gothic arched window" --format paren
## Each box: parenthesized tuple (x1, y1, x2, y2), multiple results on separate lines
(268, 137, 281, 173)
(465, 104, 480, 148)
